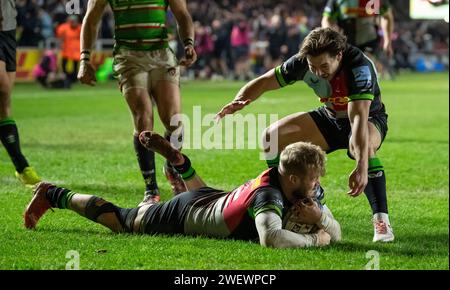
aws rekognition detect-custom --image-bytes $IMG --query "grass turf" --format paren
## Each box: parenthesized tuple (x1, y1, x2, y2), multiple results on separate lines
(0, 72, 448, 269)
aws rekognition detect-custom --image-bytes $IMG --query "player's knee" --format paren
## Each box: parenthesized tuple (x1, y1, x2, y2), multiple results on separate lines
(368, 145, 378, 158)
(84, 196, 130, 233)
(0, 80, 11, 100)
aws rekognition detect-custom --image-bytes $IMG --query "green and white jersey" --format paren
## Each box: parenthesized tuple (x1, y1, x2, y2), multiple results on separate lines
(108, 0, 169, 52)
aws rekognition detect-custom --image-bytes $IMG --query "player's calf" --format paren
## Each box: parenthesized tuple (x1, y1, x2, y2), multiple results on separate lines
(139, 131, 184, 165)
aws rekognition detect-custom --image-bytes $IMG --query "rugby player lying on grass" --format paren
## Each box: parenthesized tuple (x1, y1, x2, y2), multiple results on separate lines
(24, 132, 340, 248)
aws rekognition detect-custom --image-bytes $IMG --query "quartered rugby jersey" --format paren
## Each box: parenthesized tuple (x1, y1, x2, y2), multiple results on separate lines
(323, 0, 391, 46)
(183, 167, 291, 240)
(108, 0, 169, 51)
(274, 45, 383, 119)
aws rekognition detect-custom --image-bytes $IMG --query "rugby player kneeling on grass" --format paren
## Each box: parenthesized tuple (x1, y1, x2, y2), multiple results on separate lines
(24, 132, 340, 248)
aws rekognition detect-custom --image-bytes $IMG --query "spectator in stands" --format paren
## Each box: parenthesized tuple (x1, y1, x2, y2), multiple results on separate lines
(18, 4, 42, 47)
(231, 18, 251, 80)
(33, 46, 68, 89)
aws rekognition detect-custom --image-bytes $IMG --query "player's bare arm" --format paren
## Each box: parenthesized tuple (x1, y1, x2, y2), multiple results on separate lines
(77, 0, 108, 86)
(169, 0, 197, 67)
(347, 100, 371, 197)
(381, 8, 395, 58)
(215, 69, 280, 120)
(255, 210, 331, 248)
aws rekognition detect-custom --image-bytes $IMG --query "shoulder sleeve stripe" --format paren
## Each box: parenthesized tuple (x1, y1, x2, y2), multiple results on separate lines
(348, 93, 374, 101)
(274, 66, 288, 87)
(254, 204, 283, 219)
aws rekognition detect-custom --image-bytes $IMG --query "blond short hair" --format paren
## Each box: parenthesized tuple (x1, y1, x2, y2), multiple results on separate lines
(280, 142, 326, 176)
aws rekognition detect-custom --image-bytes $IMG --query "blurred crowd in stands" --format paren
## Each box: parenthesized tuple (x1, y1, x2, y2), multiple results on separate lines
(17, 0, 449, 81)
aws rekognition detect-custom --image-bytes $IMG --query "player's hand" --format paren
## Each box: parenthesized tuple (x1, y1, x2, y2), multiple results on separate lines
(316, 229, 331, 247)
(77, 61, 97, 86)
(290, 198, 322, 225)
(179, 44, 197, 67)
(383, 41, 393, 58)
(347, 165, 368, 197)
(215, 99, 251, 122)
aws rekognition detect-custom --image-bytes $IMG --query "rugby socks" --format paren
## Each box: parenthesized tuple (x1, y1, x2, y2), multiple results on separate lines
(364, 157, 388, 214)
(133, 134, 158, 192)
(265, 153, 280, 168)
(0, 118, 29, 172)
(45, 185, 76, 209)
(173, 154, 196, 181)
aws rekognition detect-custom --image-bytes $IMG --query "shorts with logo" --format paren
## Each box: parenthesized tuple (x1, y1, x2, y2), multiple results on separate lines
(113, 47, 180, 94)
(309, 105, 388, 155)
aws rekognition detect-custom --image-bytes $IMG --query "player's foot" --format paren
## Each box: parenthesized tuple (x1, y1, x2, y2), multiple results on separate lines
(16, 167, 41, 187)
(373, 214, 394, 242)
(163, 161, 187, 195)
(138, 189, 161, 207)
(139, 131, 184, 165)
(24, 182, 54, 229)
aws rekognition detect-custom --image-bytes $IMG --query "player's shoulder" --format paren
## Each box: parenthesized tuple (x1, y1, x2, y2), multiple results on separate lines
(343, 45, 377, 78)
(343, 45, 367, 67)
(278, 54, 309, 83)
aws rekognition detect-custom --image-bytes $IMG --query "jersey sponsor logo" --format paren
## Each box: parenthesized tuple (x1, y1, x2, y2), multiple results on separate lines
(320, 96, 349, 105)
(352, 66, 372, 89)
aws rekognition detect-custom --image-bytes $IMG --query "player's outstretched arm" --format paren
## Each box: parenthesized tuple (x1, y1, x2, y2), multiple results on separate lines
(78, 0, 108, 86)
(255, 211, 331, 248)
(215, 69, 281, 121)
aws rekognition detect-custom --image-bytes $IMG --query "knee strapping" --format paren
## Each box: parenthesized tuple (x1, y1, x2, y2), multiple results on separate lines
(85, 196, 120, 223)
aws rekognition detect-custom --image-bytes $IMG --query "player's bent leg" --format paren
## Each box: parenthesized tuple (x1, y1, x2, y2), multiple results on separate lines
(139, 131, 183, 165)
(262, 112, 330, 167)
(139, 131, 207, 191)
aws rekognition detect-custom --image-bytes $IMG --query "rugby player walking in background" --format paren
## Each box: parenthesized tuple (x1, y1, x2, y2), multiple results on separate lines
(322, 0, 395, 78)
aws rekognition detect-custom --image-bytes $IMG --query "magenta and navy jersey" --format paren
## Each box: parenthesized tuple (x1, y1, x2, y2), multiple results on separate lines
(140, 167, 291, 240)
(274, 45, 384, 118)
